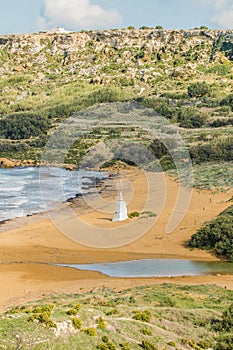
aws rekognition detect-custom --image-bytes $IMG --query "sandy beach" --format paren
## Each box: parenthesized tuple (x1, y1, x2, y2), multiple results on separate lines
(0, 166, 232, 311)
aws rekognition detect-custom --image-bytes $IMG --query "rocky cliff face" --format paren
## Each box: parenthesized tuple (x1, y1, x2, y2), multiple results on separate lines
(0, 29, 232, 86)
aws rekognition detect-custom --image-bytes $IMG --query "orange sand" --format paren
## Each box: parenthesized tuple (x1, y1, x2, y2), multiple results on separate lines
(0, 167, 232, 311)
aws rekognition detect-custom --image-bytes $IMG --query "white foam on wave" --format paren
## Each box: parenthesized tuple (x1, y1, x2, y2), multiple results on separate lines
(0, 167, 106, 222)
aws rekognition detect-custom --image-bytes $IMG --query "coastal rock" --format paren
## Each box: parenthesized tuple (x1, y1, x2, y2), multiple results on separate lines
(0, 158, 15, 168)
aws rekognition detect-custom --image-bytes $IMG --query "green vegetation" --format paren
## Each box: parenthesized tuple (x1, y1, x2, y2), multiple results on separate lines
(132, 310, 152, 322)
(189, 205, 233, 260)
(0, 112, 50, 140)
(1, 284, 233, 349)
(188, 82, 210, 98)
(0, 30, 232, 177)
(128, 211, 140, 219)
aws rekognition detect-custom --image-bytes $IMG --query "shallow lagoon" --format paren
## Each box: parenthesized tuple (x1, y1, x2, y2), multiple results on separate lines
(59, 259, 233, 277)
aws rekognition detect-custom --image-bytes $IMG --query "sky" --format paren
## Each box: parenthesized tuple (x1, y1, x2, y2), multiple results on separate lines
(0, 0, 232, 35)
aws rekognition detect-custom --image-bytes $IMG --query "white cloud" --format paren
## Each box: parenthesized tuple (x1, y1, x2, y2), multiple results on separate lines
(209, 0, 233, 28)
(213, 9, 233, 28)
(37, 0, 123, 31)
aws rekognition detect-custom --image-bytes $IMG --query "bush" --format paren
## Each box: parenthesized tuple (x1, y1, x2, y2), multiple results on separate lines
(0, 113, 50, 140)
(119, 343, 131, 350)
(140, 328, 153, 336)
(221, 94, 233, 111)
(105, 309, 118, 316)
(97, 336, 117, 350)
(139, 98, 173, 119)
(82, 327, 97, 336)
(72, 317, 82, 329)
(32, 304, 54, 314)
(221, 304, 233, 331)
(209, 118, 233, 128)
(188, 205, 233, 260)
(75, 303, 82, 311)
(208, 64, 232, 76)
(96, 317, 107, 330)
(128, 211, 140, 218)
(97, 344, 109, 350)
(214, 333, 233, 350)
(189, 137, 233, 164)
(133, 310, 152, 322)
(140, 340, 158, 350)
(198, 340, 212, 349)
(67, 308, 78, 316)
(177, 107, 207, 128)
(188, 82, 210, 98)
(28, 311, 56, 328)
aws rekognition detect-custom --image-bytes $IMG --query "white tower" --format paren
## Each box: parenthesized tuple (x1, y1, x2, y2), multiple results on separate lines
(112, 192, 128, 222)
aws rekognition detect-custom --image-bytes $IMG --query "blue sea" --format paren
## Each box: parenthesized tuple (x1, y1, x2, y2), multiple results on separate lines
(0, 167, 107, 222)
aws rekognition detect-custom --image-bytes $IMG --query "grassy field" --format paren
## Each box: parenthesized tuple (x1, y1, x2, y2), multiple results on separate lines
(1, 283, 233, 350)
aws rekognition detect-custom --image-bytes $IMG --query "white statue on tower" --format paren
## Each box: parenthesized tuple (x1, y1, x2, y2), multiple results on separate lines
(112, 191, 128, 222)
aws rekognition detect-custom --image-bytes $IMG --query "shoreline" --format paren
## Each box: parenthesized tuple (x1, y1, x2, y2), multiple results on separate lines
(0, 166, 233, 310)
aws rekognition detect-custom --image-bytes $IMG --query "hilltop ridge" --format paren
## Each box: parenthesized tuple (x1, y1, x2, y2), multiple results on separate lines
(0, 28, 232, 87)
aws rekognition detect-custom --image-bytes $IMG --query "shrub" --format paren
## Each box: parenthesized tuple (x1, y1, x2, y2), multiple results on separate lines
(208, 64, 232, 76)
(214, 334, 233, 350)
(96, 317, 107, 330)
(221, 94, 233, 111)
(32, 304, 54, 314)
(198, 340, 212, 349)
(0, 113, 50, 140)
(140, 340, 158, 350)
(141, 211, 157, 218)
(98, 336, 117, 350)
(75, 303, 82, 311)
(67, 308, 78, 316)
(187, 340, 201, 350)
(188, 82, 210, 98)
(82, 327, 97, 336)
(139, 98, 173, 119)
(189, 137, 233, 164)
(102, 336, 110, 343)
(209, 118, 233, 128)
(221, 303, 233, 331)
(128, 212, 140, 218)
(105, 309, 118, 316)
(72, 317, 82, 329)
(177, 107, 207, 128)
(97, 344, 109, 350)
(188, 206, 233, 260)
(28, 312, 56, 328)
(140, 328, 153, 336)
(133, 310, 152, 322)
(119, 343, 131, 350)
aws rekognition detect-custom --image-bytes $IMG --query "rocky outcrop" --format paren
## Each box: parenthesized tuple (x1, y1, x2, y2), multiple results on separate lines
(0, 29, 232, 87)
(0, 158, 15, 168)
(0, 158, 38, 168)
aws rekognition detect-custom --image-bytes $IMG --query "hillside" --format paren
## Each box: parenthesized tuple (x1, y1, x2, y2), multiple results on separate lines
(0, 28, 232, 187)
(1, 283, 233, 350)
